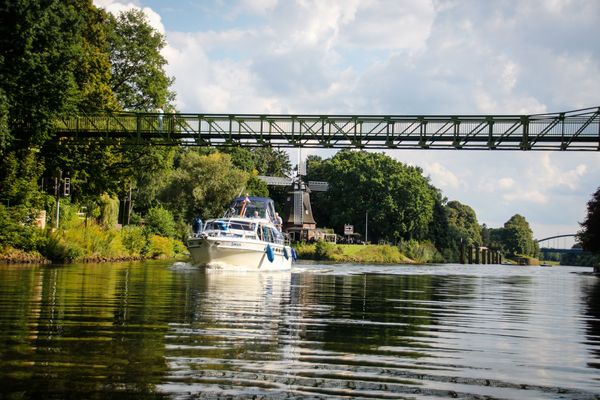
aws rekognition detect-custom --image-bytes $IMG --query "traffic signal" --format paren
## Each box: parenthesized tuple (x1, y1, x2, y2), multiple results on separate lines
(63, 178, 70, 196)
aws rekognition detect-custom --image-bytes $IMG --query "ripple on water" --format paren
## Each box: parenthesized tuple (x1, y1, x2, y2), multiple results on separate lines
(0, 262, 598, 399)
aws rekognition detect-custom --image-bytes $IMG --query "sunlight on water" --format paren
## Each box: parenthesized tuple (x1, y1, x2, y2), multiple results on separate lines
(0, 261, 598, 399)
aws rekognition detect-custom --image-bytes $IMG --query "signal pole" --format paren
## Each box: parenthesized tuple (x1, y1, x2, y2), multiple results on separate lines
(54, 168, 62, 229)
(365, 210, 368, 244)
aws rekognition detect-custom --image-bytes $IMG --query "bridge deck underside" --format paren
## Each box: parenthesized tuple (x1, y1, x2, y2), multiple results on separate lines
(54, 108, 600, 150)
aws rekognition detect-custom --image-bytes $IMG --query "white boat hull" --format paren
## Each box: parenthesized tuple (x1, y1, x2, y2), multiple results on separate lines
(187, 236, 292, 271)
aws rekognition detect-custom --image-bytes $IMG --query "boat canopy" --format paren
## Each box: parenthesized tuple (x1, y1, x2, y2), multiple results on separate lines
(224, 196, 277, 223)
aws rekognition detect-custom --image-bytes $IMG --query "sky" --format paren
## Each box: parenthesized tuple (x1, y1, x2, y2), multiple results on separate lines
(94, 0, 600, 247)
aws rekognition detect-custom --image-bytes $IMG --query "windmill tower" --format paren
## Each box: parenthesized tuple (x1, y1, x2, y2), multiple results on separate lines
(258, 159, 329, 242)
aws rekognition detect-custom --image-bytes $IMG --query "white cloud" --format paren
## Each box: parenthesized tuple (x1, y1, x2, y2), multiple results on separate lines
(536, 153, 588, 190)
(498, 178, 515, 190)
(424, 162, 461, 189)
(94, 0, 165, 34)
(502, 190, 547, 204)
(238, 0, 278, 15)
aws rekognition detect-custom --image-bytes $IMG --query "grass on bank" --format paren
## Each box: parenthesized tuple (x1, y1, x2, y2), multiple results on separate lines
(296, 241, 415, 264)
(1, 220, 186, 264)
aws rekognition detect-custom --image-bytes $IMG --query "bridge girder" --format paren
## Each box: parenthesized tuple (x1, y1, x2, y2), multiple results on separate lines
(53, 107, 600, 150)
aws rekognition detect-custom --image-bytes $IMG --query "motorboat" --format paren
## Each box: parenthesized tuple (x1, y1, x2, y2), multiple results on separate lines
(186, 196, 294, 271)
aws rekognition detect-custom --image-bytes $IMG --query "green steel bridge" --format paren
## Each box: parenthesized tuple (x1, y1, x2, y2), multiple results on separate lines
(53, 106, 600, 150)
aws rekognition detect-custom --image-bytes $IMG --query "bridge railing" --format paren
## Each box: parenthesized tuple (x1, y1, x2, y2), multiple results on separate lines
(53, 107, 600, 150)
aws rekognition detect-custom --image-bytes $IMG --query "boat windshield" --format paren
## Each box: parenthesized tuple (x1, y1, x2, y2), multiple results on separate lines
(224, 197, 275, 221)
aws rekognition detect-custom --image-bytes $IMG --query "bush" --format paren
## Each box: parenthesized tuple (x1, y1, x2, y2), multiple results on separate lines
(121, 226, 147, 256)
(314, 240, 342, 260)
(43, 232, 84, 263)
(145, 206, 176, 238)
(399, 239, 442, 263)
(98, 193, 119, 228)
(147, 234, 174, 258)
(294, 242, 316, 259)
(0, 204, 47, 251)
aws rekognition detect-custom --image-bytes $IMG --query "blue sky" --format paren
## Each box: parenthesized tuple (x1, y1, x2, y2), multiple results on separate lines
(95, 0, 600, 246)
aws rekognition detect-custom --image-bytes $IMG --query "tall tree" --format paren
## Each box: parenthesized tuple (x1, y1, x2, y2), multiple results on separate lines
(0, 0, 116, 214)
(503, 214, 536, 256)
(106, 9, 175, 111)
(578, 186, 600, 254)
(446, 201, 482, 246)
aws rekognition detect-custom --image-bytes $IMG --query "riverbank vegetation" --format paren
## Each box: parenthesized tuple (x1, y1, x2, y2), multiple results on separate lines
(296, 242, 415, 264)
(1, 2, 595, 266)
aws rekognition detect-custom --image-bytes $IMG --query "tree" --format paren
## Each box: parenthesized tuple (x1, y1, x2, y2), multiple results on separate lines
(159, 151, 248, 221)
(309, 150, 437, 242)
(446, 201, 482, 246)
(106, 9, 175, 111)
(0, 0, 119, 227)
(578, 186, 600, 254)
(503, 214, 536, 256)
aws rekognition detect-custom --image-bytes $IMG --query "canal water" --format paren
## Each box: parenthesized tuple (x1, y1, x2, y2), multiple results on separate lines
(0, 261, 598, 399)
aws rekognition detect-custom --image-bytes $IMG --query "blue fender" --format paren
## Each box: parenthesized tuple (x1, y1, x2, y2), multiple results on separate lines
(283, 247, 289, 260)
(265, 244, 275, 263)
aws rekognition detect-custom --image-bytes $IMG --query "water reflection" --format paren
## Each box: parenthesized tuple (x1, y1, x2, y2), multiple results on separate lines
(0, 263, 599, 399)
(0, 263, 171, 399)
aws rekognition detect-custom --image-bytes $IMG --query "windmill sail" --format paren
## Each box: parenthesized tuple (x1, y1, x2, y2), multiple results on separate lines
(307, 181, 328, 191)
(257, 176, 293, 186)
(293, 191, 303, 225)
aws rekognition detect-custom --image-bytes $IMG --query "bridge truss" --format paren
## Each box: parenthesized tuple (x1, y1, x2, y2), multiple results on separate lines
(53, 106, 600, 150)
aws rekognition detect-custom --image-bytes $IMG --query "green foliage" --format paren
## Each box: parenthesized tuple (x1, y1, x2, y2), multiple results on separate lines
(296, 242, 415, 264)
(560, 251, 600, 267)
(446, 201, 482, 246)
(0, 149, 46, 210)
(481, 224, 506, 253)
(98, 193, 119, 228)
(0, 204, 47, 251)
(245, 175, 269, 197)
(398, 239, 442, 264)
(147, 235, 174, 259)
(43, 232, 84, 263)
(106, 9, 175, 111)
(1, 0, 82, 147)
(578, 186, 600, 254)
(145, 206, 176, 238)
(503, 214, 536, 257)
(252, 147, 292, 177)
(120, 226, 147, 256)
(309, 150, 437, 242)
(314, 240, 343, 260)
(160, 151, 248, 221)
(294, 242, 317, 259)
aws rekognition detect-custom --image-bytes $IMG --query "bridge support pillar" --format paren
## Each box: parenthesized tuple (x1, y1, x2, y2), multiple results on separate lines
(467, 246, 473, 264)
(475, 247, 480, 264)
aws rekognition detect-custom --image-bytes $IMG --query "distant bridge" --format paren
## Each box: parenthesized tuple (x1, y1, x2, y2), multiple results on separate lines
(52, 106, 600, 150)
(537, 234, 582, 254)
(535, 234, 577, 243)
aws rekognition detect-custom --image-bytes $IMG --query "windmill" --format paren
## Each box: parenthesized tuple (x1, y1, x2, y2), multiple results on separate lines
(258, 158, 330, 242)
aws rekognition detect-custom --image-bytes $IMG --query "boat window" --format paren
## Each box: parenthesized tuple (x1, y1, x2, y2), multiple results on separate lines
(261, 225, 273, 243)
(228, 221, 255, 231)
